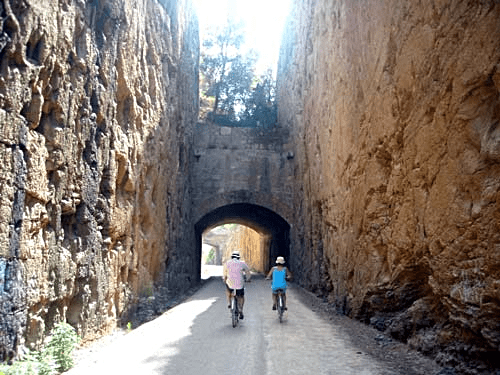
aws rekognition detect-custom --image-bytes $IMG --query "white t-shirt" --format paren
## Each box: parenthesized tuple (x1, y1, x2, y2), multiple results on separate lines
(223, 258, 249, 289)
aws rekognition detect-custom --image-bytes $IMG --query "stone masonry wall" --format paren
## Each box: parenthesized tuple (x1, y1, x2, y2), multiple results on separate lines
(278, 0, 500, 370)
(191, 121, 295, 225)
(0, 0, 198, 358)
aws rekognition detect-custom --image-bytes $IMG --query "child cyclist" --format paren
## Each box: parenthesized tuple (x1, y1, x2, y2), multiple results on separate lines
(266, 256, 293, 310)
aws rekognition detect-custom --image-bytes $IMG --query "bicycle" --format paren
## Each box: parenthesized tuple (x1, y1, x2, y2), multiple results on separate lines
(275, 288, 286, 323)
(230, 288, 239, 328)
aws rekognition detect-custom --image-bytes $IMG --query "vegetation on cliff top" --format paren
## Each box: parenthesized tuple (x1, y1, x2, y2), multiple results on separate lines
(200, 18, 277, 128)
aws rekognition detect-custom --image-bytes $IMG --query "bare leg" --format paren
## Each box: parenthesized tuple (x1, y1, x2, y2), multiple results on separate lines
(237, 295, 245, 318)
(272, 293, 277, 308)
(225, 288, 231, 308)
(237, 295, 244, 312)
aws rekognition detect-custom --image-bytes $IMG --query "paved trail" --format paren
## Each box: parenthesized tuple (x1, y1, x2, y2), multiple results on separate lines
(67, 277, 440, 375)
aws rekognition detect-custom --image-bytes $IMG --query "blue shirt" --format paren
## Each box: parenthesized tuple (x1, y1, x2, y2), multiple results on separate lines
(271, 268, 287, 290)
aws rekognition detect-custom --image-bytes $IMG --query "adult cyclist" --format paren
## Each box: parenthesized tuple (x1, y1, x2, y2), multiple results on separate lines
(223, 251, 251, 319)
(266, 256, 293, 310)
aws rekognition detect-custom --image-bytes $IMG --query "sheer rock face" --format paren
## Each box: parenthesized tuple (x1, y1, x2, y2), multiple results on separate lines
(278, 0, 500, 369)
(225, 225, 267, 273)
(0, 0, 198, 357)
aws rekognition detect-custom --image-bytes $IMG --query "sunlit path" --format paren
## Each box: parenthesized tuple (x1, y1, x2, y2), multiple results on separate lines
(66, 278, 440, 375)
(201, 265, 223, 280)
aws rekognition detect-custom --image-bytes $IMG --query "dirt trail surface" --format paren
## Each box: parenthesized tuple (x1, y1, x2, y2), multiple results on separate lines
(66, 277, 443, 375)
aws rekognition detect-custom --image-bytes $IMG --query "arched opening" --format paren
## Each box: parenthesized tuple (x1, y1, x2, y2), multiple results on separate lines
(200, 224, 264, 279)
(194, 203, 290, 281)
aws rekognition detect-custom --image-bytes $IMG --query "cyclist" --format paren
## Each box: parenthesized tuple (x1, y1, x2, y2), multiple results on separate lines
(223, 251, 251, 319)
(266, 256, 293, 310)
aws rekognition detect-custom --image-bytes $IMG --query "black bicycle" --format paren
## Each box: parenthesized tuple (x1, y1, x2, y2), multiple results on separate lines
(275, 288, 285, 323)
(230, 289, 239, 328)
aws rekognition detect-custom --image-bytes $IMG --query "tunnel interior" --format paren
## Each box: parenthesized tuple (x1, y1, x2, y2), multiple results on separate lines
(194, 203, 290, 279)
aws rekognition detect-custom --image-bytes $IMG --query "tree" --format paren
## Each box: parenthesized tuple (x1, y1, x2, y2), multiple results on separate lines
(201, 19, 259, 119)
(241, 70, 277, 127)
(217, 53, 257, 118)
(201, 19, 245, 115)
(200, 19, 277, 127)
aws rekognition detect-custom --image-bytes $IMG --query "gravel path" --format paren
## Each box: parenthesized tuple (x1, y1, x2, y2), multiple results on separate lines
(66, 276, 443, 375)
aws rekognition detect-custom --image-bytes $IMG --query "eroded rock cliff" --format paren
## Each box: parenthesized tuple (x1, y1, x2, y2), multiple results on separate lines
(278, 0, 500, 371)
(0, 0, 198, 358)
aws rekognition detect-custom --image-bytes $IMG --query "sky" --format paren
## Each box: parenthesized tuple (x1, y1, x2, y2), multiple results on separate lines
(193, 0, 292, 76)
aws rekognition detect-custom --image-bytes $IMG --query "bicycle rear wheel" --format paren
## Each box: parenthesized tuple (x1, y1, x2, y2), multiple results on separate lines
(278, 293, 284, 323)
(231, 296, 239, 327)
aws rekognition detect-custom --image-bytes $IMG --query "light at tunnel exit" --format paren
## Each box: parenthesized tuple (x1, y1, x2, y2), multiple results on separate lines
(201, 224, 264, 279)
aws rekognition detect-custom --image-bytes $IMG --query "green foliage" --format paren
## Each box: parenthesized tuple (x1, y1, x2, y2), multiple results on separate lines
(205, 248, 215, 264)
(200, 15, 279, 128)
(0, 350, 56, 375)
(43, 322, 80, 372)
(240, 71, 277, 127)
(127, 322, 132, 332)
(33, 352, 56, 375)
(140, 282, 154, 298)
(200, 19, 258, 119)
(216, 54, 257, 117)
(1, 322, 81, 374)
(0, 357, 35, 375)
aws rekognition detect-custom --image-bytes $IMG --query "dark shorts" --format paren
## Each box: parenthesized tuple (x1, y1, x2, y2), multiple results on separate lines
(226, 284, 245, 296)
(272, 288, 286, 295)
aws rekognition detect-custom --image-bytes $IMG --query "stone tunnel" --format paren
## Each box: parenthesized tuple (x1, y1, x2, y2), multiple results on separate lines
(0, 0, 499, 371)
(191, 121, 294, 276)
(195, 203, 291, 274)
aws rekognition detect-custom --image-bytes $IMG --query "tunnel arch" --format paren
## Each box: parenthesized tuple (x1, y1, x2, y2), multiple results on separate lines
(194, 203, 291, 279)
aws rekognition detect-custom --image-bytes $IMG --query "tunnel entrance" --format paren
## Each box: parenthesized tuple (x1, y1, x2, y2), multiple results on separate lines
(200, 224, 263, 279)
(194, 203, 290, 280)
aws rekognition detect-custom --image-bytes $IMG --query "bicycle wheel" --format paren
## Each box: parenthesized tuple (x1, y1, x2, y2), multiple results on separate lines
(278, 293, 284, 323)
(231, 296, 239, 327)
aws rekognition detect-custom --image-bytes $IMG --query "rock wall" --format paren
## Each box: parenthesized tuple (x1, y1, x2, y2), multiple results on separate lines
(278, 0, 500, 371)
(0, 0, 198, 358)
(225, 225, 268, 273)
